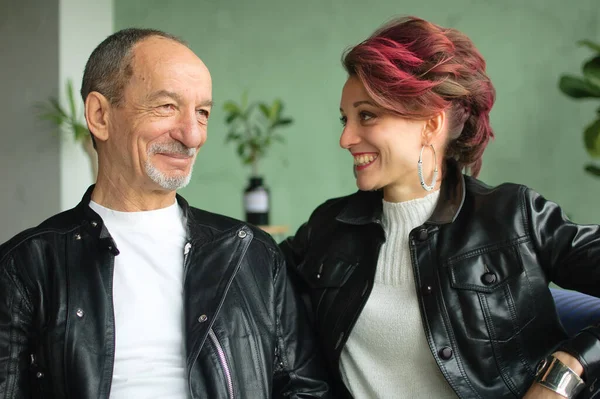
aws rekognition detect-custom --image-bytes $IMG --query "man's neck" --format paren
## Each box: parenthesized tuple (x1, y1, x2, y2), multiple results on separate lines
(92, 174, 177, 212)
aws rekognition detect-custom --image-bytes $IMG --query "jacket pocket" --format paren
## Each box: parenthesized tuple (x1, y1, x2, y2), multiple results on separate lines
(448, 244, 536, 342)
(297, 254, 359, 329)
(298, 254, 358, 289)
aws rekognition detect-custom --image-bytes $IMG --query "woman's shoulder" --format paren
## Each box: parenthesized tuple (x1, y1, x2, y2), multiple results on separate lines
(464, 175, 528, 194)
(308, 190, 381, 220)
(462, 175, 542, 213)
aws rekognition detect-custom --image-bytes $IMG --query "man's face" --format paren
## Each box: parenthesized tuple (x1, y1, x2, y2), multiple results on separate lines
(103, 37, 212, 193)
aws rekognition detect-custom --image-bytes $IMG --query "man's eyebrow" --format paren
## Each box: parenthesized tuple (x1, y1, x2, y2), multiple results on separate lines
(146, 90, 183, 103)
(199, 99, 213, 108)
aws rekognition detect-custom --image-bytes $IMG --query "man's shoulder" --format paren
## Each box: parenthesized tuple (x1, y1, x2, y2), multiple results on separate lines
(0, 207, 82, 263)
(185, 206, 277, 249)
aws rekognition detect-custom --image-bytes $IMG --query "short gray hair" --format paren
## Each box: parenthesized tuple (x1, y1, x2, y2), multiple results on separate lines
(80, 28, 188, 105)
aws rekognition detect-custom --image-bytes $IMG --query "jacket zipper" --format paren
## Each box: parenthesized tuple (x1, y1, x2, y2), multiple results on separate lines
(208, 329, 234, 399)
(183, 242, 192, 278)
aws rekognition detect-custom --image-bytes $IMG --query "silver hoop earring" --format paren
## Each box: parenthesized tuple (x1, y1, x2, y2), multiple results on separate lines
(418, 144, 438, 191)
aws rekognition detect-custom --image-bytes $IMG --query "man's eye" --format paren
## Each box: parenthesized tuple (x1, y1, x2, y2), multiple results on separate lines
(159, 104, 176, 111)
(197, 109, 210, 123)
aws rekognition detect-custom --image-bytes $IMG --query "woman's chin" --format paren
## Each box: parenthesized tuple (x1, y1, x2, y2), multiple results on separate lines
(356, 179, 381, 192)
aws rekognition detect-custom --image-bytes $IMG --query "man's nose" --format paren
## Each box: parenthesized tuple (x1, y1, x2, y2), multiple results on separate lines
(175, 109, 207, 149)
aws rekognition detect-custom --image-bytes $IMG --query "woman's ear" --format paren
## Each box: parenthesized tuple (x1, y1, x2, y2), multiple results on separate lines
(421, 111, 446, 145)
(85, 92, 111, 143)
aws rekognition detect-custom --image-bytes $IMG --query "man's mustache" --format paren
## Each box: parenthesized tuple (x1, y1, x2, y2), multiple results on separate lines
(148, 142, 197, 157)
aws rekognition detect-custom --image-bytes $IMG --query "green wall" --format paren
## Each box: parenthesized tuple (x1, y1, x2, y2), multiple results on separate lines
(116, 0, 600, 234)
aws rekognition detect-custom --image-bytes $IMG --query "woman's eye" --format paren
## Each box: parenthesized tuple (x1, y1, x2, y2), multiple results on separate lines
(339, 116, 347, 126)
(359, 111, 374, 121)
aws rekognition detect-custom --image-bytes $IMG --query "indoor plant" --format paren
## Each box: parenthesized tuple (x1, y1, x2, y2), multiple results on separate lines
(558, 39, 600, 177)
(223, 93, 293, 225)
(38, 79, 97, 179)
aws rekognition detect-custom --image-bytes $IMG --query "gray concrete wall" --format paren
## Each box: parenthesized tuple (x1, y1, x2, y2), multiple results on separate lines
(0, 0, 61, 243)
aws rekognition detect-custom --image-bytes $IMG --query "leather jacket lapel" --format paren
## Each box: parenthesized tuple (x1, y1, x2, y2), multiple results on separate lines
(183, 225, 252, 379)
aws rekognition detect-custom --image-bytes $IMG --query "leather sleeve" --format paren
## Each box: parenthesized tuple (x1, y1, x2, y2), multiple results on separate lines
(271, 247, 331, 398)
(279, 221, 312, 294)
(0, 251, 34, 398)
(525, 187, 600, 380)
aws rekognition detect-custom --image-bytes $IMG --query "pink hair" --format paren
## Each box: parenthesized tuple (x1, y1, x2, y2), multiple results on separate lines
(343, 16, 495, 177)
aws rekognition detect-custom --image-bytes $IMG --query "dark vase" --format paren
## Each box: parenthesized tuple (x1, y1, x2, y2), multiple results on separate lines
(243, 176, 270, 225)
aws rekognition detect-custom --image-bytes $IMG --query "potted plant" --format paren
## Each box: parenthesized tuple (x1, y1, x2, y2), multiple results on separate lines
(223, 93, 293, 225)
(558, 39, 600, 177)
(38, 79, 97, 179)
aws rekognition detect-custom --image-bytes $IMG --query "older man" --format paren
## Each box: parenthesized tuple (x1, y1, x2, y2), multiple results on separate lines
(0, 28, 330, 398)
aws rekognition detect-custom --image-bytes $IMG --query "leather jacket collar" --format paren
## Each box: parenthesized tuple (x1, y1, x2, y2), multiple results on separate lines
(73, 185, 218, 255)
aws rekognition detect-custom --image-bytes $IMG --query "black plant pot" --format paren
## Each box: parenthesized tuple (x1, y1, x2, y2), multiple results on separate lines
(243, 176, 270, 225)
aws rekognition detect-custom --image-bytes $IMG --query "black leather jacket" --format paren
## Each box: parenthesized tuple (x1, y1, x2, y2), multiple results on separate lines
(0, 187, 330, 398)
(280, 162, 600, 398)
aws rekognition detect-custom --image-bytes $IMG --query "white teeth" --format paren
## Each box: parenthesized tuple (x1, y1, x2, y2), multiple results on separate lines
(354, 154, 378, 166)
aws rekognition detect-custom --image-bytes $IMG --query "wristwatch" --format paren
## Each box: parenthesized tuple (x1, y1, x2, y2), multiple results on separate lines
(534, 355, 585, 398)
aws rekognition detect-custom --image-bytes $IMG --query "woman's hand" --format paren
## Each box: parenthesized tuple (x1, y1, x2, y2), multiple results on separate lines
(523, 351, 584, 398)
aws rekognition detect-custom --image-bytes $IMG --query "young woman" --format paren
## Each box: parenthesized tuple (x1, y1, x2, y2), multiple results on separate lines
(281, 16, 600, 399)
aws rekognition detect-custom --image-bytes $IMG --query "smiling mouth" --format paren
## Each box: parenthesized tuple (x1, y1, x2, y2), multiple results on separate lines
(353, 153, 378, 170)
(156, 152, 193, 160)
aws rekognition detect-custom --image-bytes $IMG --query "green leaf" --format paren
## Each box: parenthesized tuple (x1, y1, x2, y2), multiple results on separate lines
(225, 132, 242, 143)
(225, 113, 239, 124)
(36, 79, 90, 142)
(584, 164, 600, 176)
(578, 40, 600, 53)
(274, 118, 293, 127)
(66, 79, 79, 123)
(583, 118, 600, 157)
(236, 142, 246, 157)
(258, 103, 270, 119)
(249, 137, 261, 150)
(583, 56, 600, 88)
(73, 123, 89, 141)
(39, 111, 65, 125)
(269, 99, 282, 122)
(223, 101, 241, 114)
(223, 93, 292, 167)
(251, 123, 262, 137)
(49, 97, 68, 117)
(559, 75, 600, 98)
(242, 102, 256, 120)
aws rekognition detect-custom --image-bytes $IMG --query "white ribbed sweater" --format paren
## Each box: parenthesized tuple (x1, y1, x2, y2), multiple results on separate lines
(339, 190, 457, 398)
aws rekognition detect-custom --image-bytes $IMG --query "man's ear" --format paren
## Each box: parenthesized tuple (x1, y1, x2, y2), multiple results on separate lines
(85, 92, 111, 143)
(421, 111, 446, 145)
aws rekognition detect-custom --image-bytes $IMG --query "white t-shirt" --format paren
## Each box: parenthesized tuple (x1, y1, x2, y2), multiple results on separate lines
(89, 200, 188, 399)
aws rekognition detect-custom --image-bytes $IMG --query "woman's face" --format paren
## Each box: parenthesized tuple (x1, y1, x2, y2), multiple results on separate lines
(339, 76, 441, 201)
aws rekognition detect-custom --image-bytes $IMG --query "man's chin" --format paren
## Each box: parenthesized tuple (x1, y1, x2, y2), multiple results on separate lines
(146, 172, 192, 191)
(145, 159, 195, 191)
